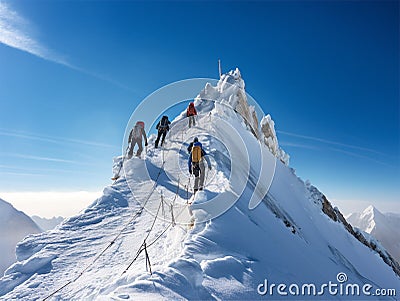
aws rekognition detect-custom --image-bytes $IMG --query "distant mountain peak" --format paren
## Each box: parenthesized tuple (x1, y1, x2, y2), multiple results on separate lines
(365, 204, 376, 212)
(347, 205, 400, 264)
(363, 204, 381, 215)
(0, 198, 41, 275)
(31, 215, 64, 231)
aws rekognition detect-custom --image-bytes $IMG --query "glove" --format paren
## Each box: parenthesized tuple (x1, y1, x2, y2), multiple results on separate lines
(209, 166, 212, 170)
(145, 142, 148, 146)
(189, 169, 192, 174)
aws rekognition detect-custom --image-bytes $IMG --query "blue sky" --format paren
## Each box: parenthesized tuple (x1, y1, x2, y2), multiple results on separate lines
(0, 0, 398, 217)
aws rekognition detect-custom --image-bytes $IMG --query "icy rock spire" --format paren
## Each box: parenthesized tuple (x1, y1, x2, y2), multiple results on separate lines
(195, 67, 289, 165)
(260, 115, 289, 165)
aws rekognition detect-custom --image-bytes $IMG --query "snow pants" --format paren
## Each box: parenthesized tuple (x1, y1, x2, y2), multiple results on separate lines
(188, 115, 196, 128)
(128, 138, 143, 158)
(193, 160, 206, 191)
(155, 129, 167, 148)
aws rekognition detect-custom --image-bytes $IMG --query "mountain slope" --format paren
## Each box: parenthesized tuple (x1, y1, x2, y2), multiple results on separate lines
(0, 198, 42, 276)
(347, 206, 400, 263)
(0, 70, 399, 300)
(31, 216, 64, 231)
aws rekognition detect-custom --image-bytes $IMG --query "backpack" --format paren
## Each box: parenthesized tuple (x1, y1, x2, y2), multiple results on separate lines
(191, 145, 202, 163)
(187, 103, 196, 116)
(159, 116, 169, 128)
(132, 125, 142, 139)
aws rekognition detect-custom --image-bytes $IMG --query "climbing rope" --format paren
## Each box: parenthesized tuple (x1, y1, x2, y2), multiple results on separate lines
(44, 115, 207, 300)
(43, 156, 169, 300)
(122, 193, 191, 275)
(122, 175, 192, 274)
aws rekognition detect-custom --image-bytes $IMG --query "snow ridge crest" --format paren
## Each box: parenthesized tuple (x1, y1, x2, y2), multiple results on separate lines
(196, 67, 289, 165)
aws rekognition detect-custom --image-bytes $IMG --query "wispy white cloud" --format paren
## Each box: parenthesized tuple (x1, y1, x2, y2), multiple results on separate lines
(327, 147, 391, 167)
(0, 171, 46, 177)
(8, 153, 82, 164)
(279, 141, 320, 151)
(277, 130, 387, 156)
(0, 164, 100, 175)
(278, 130, 397, 168)
(0, 128, 117, 149)
(0, 1, 135, 92)
(280, 138, 392, 167)
(0, 152, 98, 166)
(0, 1, 67, 64)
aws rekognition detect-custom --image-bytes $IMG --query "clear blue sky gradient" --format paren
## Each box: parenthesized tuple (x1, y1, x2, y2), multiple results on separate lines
(0, 1, 398, 208)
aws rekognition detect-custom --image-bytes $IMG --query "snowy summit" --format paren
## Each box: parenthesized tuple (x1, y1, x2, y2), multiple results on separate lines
(347, 205, 400, 264)
(0, 70, 399, 300)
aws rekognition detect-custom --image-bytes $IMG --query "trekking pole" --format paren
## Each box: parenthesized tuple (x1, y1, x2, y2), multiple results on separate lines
(144, 241, 152, 274)
(175, 177, 180, 207)
(121, 144, 129, 162)
(170, 204, 176, 227)
(186, 177, 190, 202)
(205, 158, 212, 188)
(161, 193, 165, 219)
(205, 167, 210, 188)
(112, 145, 130, 181)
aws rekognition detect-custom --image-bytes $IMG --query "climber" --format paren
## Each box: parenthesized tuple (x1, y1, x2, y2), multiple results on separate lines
(127, 121, 148, 158)
(188, 138, 211, 193)
(155, 115, 171, 148)
(186, 137, 198, 153)
(186, 102, 197, 128)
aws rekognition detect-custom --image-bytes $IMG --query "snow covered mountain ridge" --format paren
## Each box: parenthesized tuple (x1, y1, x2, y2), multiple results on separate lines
(307, 187, 400, 276)
(0, 199, 41, 276)
(0, 69, 399, 300)
(347, 206, 400, 264)
(31, 216, 64, 232)
(195, 68, 290, 165)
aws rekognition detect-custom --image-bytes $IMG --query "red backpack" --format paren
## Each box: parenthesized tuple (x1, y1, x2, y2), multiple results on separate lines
(132, 121, 144, 139)
(187, 103, 196, 116)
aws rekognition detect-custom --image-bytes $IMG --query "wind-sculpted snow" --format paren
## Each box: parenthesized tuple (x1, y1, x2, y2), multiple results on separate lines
(1, 70, 399, 300)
